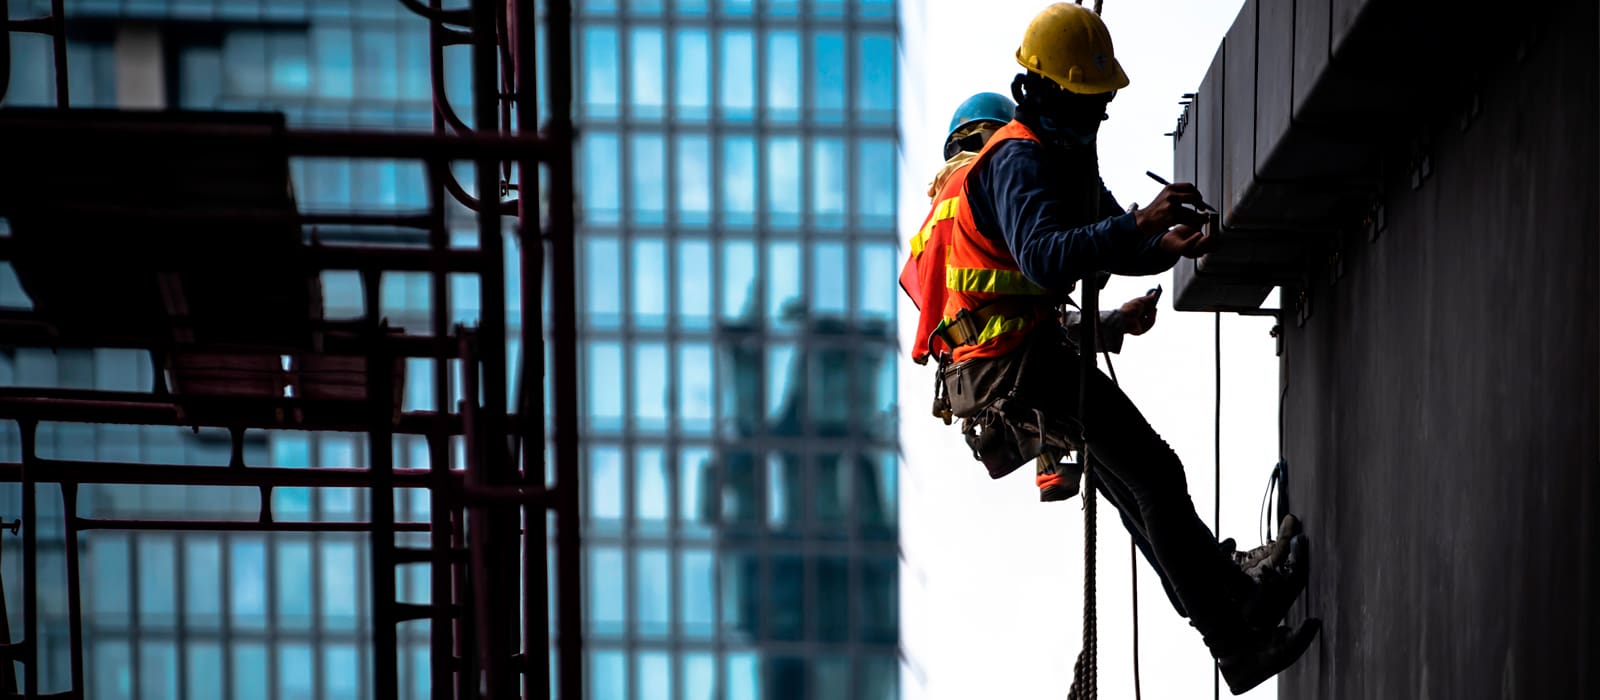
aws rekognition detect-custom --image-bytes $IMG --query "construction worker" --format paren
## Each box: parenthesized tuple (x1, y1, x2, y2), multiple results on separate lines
(901, 4, 1317, 694)
(913, 91, 1303, 624)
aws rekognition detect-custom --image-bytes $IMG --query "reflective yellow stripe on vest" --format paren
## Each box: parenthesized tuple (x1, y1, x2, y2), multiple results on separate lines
(910, 196, 962, 257)
(945, 266, 1048, 295)
(943, 312, 1032, 346)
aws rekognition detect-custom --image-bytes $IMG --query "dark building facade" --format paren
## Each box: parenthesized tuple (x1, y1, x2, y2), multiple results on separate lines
(1170, 0, 1598, 697)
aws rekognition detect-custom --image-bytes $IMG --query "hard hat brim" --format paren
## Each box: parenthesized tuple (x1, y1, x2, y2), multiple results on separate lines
(1015, 49, 1130, 95)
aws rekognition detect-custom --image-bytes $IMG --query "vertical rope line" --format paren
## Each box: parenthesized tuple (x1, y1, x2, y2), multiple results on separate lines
(1213, 311, 1222, 700)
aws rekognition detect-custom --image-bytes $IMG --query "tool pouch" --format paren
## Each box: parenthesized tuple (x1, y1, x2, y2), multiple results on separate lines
(945, 330, 1078, 481)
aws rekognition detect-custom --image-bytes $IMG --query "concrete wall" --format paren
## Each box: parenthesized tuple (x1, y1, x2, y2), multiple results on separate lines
(1277, 1, 1599, 697)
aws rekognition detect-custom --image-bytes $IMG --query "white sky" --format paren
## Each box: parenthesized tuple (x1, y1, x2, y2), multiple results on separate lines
(893, 1, 1288, 698)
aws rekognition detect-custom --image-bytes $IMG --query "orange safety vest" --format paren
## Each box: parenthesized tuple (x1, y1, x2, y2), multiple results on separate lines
(900, 120, 1058, 365)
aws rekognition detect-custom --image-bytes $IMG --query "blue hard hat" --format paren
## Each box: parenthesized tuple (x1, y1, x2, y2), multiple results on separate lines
(945, 92, 1016, 148)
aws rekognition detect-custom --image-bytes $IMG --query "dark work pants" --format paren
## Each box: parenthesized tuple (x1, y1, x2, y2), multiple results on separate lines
(1020, 329, 1253, 645)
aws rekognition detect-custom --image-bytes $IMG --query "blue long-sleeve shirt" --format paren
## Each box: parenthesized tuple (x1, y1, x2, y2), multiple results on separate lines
(967, 138, 1179, 291)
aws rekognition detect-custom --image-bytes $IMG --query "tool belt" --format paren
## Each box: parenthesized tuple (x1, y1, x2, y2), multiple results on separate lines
(931, 322, 1081, 484)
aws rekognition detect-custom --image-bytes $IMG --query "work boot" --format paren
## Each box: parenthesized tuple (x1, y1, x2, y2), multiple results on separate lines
(1214, 619, 1322, 695)
(1222, 514, 1304, 581)
(1241, 533, 1310, 630)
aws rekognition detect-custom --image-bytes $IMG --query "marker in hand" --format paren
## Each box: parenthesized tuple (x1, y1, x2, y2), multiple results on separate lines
(1146, 171, 1217, 214)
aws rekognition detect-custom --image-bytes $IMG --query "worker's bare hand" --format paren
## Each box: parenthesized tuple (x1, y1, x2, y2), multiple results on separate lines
(1119, 290, 1160, 335)
(1134, 183, 1211, 237)
(1157, 214, 1219, 258)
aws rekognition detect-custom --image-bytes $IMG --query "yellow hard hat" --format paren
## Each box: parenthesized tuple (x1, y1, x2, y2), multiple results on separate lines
(1014, 3, 1129, 95)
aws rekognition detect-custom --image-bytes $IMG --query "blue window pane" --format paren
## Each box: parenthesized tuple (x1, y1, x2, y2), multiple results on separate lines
(684, 653, 715, 700)
(592, 651, 628, 699)
(139, 642, 179, 700)
(858, 0, 894, 17)
(640, 652, 672, 700)
(818, 558, 849, 641)
(767, 0, 800, 15)
(676, 135, 712, 224)
(766, 242, 802, 328)
(721, 240, 757, 320)
(232, 644, 268, 700)
(230, 538, 268, 629)
(322, 540, 360, 630)
(858, 242, 897, 321)
(718, 31, 755, 118)
(399, 27, 430, 101)
(677, 0, 709, 13)
(634, 343, 669, 431)
(223, 32, 268, 98)
(857, 139, 897, 227)
(860, 557, 898, 643)
(679, 448, 714, 533)
(137, 536, 176, 629)
(179, 46, 224, 110)
(765, 31, 801, 121)
(813, 242, 848, 315)
(631, 133, 667, 224)
(680, 549, 715, 637)
(720, 555, 758, 634)
(635, 549, 671, 636)
(676, 240, 713, 328)
(280, 644, 315, 700)
(674, 30, 710, 119)
(355, 28, 398, 100)
(726, 652, 760, 700)
(678, 343, 714, 433)
(89, 536, 129, 623)
(183, 538, 222, 627)
(720, 453, 759, 527)
(856, 33, 896, 122)
(325, 645, 360, 700)
(583, 27, 620, 117)
(272, 434, 311, 468)
(814, 0, 845, 17)
(812, 138, 847, 227)
(767, 452, 802, 528)
(859, 653, 899, 700)
(866, 346, 897, 436)
(721, 136, 757, 225)
(768, 559, 806, 639)
(636, 448, 669, 528)
(589, 549, 627, 636)
(277, 540, 314, 629)
(186, 642, 224, 699)
(268, 33, 311, 97)
(583, 0, 618, 12)
(766, 344, 796, 420)
(582, 133, 622, 224)
(632, 238, 669, 328)
(815, 656, 852, 697)
(630, 28, 666, 118)
(92, 642, 132, 700)
(861, 450, 898, 531)
(586, 342, 625, 430)
(584, 236, 623, 328)
(588, 446, 625, 527)
(765, 137, 802, 226)
(721, 0, 754, 14)
(630, 0, 664, 14)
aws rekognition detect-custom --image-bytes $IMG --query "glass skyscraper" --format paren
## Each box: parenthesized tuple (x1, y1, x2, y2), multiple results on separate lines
(2, 0, 899, 698)
(572, 2, 900, 698)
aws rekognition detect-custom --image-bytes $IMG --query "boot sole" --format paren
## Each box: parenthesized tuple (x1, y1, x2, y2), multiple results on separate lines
(1222, 618, 1322, 696)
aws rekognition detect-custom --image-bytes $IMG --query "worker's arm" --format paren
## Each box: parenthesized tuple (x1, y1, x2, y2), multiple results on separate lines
(970, 140, 1171, 291)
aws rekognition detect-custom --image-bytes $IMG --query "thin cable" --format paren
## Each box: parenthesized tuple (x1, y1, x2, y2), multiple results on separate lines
(1213, 311, 1222, 700)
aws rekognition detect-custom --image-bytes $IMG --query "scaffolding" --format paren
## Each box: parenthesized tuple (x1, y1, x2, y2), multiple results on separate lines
(0, 0, 581, 697)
